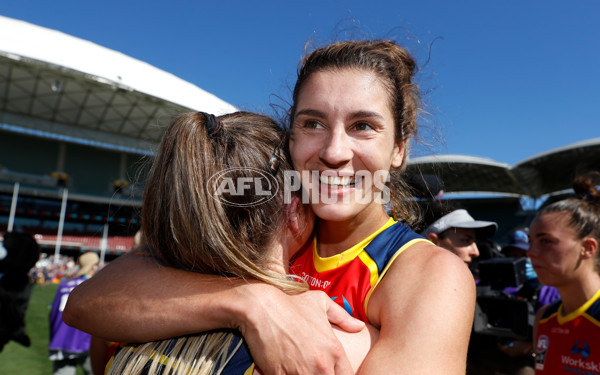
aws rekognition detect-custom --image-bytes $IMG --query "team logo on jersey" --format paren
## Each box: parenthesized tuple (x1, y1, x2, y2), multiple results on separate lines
(332, 295, 353, 317)
(572, 341, 591, 359)
(535, 335, 549, 370)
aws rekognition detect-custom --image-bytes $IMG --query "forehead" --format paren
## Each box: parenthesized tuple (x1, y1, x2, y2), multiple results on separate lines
(446, 227, 476, 238)
(531, 212, 571, 234)
(296, 68, 393, 115)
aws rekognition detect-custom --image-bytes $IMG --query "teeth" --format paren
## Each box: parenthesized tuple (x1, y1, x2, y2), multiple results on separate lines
(319, 175, 354, 186)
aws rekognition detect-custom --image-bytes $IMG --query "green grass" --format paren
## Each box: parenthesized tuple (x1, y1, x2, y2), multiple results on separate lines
(0, 283, 86, 375)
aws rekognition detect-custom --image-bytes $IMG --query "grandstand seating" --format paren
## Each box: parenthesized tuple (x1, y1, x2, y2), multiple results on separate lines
(32, 233, 134, 253)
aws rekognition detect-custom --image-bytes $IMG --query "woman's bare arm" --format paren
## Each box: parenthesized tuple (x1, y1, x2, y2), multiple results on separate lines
(358, 243, 476, 374)
(63, 251, 364, 375)
(64, 251, 242, 342)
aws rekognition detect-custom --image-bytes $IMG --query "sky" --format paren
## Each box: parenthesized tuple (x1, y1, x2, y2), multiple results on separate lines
(1, 0, 598, 166)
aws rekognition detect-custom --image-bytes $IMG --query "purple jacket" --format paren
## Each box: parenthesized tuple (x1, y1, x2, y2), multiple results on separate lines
(48, 276, 91, 354)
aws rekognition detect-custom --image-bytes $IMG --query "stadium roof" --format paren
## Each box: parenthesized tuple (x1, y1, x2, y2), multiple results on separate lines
(1, 16, 598, 201)
(406, 137, 600, 199)
(0, 15, 237, 154)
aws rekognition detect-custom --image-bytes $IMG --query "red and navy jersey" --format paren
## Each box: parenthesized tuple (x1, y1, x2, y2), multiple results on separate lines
(535, 288, 600, 374)
(289, 218, 428, 323)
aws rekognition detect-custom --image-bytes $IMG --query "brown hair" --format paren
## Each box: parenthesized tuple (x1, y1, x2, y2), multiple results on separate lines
(288, 39, 421, 224)
(537, 172, 600, 271)
(142, 111, 300, 286)
(109, 111, 306, 374)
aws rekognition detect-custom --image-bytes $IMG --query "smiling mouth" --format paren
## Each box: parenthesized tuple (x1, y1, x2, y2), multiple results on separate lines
(319, 175, 355, 188)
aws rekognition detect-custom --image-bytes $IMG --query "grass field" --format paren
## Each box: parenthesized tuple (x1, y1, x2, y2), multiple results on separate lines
(0, 283, 85, 375)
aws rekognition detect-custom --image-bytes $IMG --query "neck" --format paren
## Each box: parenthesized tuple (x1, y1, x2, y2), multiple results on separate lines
(558, 271, 600, 315)
(264, 242, 288, 275)
(316, 207, 390, 258)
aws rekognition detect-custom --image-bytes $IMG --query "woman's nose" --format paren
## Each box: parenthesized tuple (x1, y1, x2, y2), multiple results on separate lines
(318, 128, 353, 167)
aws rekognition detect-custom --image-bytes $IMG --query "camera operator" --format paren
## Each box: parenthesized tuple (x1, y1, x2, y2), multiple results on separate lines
(500, 229, 560, 313)
(419, 208, 540, 374)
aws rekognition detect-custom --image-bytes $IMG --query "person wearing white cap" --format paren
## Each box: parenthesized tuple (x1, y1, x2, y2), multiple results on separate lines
(421, 209, 498, 264)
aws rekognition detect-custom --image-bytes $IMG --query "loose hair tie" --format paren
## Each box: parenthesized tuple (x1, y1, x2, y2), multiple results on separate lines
(200, 112, 222, 137)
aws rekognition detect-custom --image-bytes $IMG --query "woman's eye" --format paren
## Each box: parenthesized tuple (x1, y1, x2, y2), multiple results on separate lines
(303, 119, 323, 129)
(352, 122, 374, 131)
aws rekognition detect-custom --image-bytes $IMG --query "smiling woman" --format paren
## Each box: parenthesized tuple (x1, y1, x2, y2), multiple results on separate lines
(284, 40, 475, 374)
(287, 41, 422, 228)
(289, 69, 404, 225)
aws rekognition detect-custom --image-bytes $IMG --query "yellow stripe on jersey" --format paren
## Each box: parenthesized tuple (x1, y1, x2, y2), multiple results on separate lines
(556, 288, 600, 325)
(244, 363, 256, 375)
(311, 218, 397, 273)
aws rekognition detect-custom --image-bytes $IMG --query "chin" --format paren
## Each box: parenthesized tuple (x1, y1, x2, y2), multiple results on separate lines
(533, 271, 553, 287)
(311, 203, 361, 222)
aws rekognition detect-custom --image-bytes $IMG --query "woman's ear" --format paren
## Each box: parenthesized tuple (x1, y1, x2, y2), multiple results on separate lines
(427, 232, 440, 246)
(287, 196, 301, 236)
(391, 139, 408, 168)
(581, 237, 598, 259)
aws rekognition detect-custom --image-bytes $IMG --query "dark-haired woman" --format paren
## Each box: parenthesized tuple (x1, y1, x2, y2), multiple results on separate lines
(529, 173, 600, 373)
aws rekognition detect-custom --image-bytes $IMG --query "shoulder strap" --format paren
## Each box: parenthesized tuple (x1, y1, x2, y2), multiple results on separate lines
(364, 222, 424, 272)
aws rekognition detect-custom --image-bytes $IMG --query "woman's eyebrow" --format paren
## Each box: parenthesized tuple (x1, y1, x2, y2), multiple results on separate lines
(347, 110, 384, 121)
(296, 109, 384, 121)
(295, 108, 326, 118)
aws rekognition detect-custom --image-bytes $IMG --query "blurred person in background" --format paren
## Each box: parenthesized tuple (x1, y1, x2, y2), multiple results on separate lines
(0, 231, 40, 352)
(421, 208, 498, 265)
(501, 228, 560, 311)
(529, 173, 600, 373)
(48, 252, 99, 375)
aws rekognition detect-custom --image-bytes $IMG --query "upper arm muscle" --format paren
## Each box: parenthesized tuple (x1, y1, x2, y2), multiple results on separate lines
(359, 243, 476, 374)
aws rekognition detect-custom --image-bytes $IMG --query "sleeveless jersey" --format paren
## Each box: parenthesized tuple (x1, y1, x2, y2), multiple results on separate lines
(290, 218, 428, 323)
(535, 288, 600, 374)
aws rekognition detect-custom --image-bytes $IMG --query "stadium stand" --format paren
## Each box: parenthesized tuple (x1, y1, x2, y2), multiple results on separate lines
(0, 15, 598, 258)
(406, 137, 600, 242)
(0, 15, 237, 260)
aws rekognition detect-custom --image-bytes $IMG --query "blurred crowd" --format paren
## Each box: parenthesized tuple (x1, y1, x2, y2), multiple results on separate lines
(28, 253, 85, 285)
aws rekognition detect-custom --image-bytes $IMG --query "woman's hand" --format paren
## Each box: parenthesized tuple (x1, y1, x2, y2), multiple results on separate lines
(237, 284, 364, 375)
